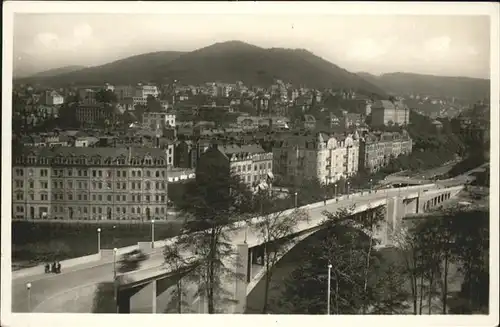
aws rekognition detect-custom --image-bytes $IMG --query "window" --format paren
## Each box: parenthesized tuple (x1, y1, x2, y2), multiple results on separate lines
(155, 171, 160, 177)
(98, 182, 102, 189)
(29, 181, 34, 188)
(155, 208, 159, 214)
(68, 193, 73, 201)
(116, 195, 120, 201)
(122, 171, 127, 178)
(40, 181, 48, 189)
(92, 194, 96, 201)
(78, 182, 82, 189)
(68, 181, 73, 188)
(145, 182, 150, 190)
(15, 180, 24, 188)
(132, 171, 136, 177)
(40, 169, 48, 177)
(98, 170, 102, 177)
(83, 207, 88, 214)
(68, 169, 73, 177)
(122, 195, 126, 201)
(146, 170, 151, 177)
(107, 195, 112, 201)
(132, 207, 135, 214)
(16, 169, 24, 176)
(84, 194, 88, 201)
(122, 207, 126, 214)
(78, 194, 82, 201)
(93, 170, 97, 177)
(29, 193, 34, 201)
(16, 193, 23, 200)
(117, 171, 121, 178)
(98, 195, 103, 201)
(122, 182, 126, 189)
(146, 195, 150, 202)
(117, 182, 121, 189)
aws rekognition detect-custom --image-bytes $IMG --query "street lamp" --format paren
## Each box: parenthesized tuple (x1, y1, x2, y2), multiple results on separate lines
(369, 179, 373, 193)
(294, 192, 298, 208)
(334, 184, 338, 198)
(347, 181, 351, 197)
(113, 248, 118, 313)
(151, 219, 155, 249)
(327, 264, 332, 315)
(26, 282, 32, 312)
(97, 228, 101, 253)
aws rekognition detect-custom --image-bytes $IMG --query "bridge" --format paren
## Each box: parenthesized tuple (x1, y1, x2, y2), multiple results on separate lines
(12, 182, 464, 314)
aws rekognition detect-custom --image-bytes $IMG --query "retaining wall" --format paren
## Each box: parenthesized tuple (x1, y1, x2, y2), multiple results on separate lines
(12, 252, 102, 280)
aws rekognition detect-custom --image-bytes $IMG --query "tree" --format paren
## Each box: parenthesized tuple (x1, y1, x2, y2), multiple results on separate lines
(171, 156, 255, 313)
(146, 95, 163, 112)
(275, 205, 407, 314)
(163, 242, 192, 313)
(96, 89, 118, 105)
(251, 189, 310, 313)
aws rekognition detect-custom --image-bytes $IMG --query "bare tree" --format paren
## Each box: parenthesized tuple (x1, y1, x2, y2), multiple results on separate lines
(163, 241, 193, 313)
(171, 154, 255, 314)
(251, 189, 310, 313)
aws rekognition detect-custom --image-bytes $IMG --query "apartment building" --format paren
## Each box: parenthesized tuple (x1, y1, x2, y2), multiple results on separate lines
(142, 112, 176, 130)
(75, 103, 120, 125)
(272, 132, 359, 186)
(197, 143, 273, 188)
(78, 89, 98, 105)
(371, 99, 410, 126)
(358, 131, 413, 172)
(44, 91, 64, 106)
(135, 84, 159, 98)
(12, 147, 170, 221)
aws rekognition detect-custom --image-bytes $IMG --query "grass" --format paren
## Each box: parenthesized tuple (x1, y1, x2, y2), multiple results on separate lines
(12, 221, 183, 264)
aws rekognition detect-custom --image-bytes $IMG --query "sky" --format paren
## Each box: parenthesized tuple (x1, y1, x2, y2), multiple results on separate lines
(12, 13, 491, 79)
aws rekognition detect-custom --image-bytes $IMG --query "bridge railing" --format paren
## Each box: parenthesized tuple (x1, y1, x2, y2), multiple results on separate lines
(14, 183, 455, 279)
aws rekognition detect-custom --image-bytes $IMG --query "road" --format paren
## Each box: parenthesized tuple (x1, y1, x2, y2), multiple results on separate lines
(12, 183, 441, 313)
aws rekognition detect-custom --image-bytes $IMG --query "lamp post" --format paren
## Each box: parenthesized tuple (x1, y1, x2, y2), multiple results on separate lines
(334, 184, 337, 198)
(97, 228, 101, 253)
(151, 219, 155, 249)
(294, 192, 298, 208)
(26, 282, 32, 312)
(113, 248, 118, 313)
(369, 179, 373, 193)
(347, 181, 351, 197)
(327, 264, 332, 315)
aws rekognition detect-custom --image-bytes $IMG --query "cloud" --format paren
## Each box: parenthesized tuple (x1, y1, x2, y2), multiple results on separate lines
(73, 23, 93, 40)
(35, 32, 59, 48)
(31, 23, 94, 52)
(423, 36, 451, 58)
(345, 37, 397, 61)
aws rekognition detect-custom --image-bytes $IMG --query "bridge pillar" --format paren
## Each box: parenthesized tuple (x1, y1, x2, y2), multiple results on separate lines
(118, 292, 131, 313)
(233, 243, 249, 314)
(247, 247, 253, 283)
(151, 280, 157, 313)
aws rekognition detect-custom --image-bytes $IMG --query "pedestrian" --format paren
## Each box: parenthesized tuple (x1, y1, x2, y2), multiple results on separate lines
(52, 261, 57, 273)
(44, 263, 50, 273)
(57, 262, 62, 274)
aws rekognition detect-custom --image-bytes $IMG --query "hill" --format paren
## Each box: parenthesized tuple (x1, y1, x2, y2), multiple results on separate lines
(17, 41, 386, 96)
(357, 72, 490, 101)
(16, 51, 185, 86)
(28, 65, 87, 78)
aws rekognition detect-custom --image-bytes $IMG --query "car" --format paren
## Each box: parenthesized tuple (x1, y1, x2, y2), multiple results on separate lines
(117, 249, 149, 273)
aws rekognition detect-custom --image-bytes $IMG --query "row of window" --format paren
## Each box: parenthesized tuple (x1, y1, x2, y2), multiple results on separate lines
(15, 192, 168, 203)
(15, 157, 167, 167)
(232, 162, 272, 173)
(16, 168, 170, 178)
(16, 205, 168, 216)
